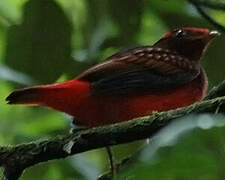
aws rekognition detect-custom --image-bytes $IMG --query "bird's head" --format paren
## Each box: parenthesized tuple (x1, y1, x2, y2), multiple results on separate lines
(154, 27, 220, 61)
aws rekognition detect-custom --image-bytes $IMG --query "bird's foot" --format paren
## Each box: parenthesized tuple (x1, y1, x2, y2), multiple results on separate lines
(69, 118, 88, 134)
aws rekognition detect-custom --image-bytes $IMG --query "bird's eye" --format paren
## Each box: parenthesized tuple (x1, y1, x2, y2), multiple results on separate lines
(175, 29, 186, 38)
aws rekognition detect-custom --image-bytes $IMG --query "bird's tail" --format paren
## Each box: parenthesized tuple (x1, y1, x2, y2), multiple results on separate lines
(6, 79, 91, 116)
(5, 80, 76, 106)
(6, 85, 50, 106)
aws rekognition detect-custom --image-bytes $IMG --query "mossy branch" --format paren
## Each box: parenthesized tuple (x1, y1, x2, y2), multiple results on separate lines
(0, 80, 225, 180)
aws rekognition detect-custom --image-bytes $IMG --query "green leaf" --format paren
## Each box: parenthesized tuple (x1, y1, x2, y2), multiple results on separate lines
(4, 0, 73, 84)
(119, 114, 225, 180)
(0, 0, 23, 24)
(0, 65, 34, 85)
(108, 0, 144, 46)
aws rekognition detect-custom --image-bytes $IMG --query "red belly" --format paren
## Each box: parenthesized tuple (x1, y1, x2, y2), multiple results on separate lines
(43, 71, 207, 127)
(72, 72, 207, 127)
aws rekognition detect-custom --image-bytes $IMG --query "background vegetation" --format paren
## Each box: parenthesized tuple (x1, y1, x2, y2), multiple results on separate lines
(0, 0, 224, 179)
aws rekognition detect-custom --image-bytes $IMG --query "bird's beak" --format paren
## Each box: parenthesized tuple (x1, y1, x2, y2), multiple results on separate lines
(202, 30, 220, 44)
(209, 30, 221, 39)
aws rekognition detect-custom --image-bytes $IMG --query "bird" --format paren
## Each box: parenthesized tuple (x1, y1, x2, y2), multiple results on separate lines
(6, 27, 219, 127)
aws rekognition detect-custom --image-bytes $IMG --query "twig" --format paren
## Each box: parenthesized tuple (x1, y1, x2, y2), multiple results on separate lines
(106, 147, 116, 179)
(190, 0, 225, 11)
(205, 80, 225, 100)
(189, 0, 225, 33)
(98, 156, 131, 180)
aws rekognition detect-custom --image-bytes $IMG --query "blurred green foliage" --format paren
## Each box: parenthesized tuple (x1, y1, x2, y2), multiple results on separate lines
(0, 0, 224, 179)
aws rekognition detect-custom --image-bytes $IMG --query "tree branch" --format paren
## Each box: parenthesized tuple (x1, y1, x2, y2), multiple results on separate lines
(205, 80, 225, 100)
(1, 80, 225, 180)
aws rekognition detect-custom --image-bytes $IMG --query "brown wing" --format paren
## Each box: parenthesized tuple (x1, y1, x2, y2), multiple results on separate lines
(77, 46, 199, 95)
